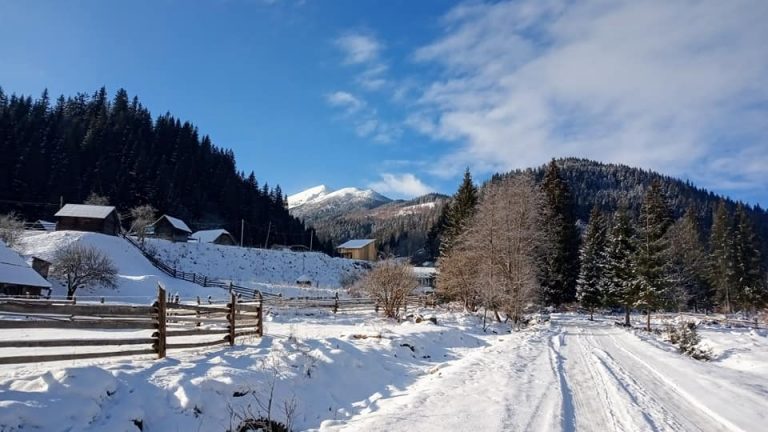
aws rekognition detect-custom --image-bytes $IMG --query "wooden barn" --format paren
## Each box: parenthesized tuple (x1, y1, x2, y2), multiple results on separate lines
(190, 229, 236, 246)
(337, 239, 377, 261)
(0, 240, 52, 297)
(54, 204, 121, 236)
(149, 215, 192, 242)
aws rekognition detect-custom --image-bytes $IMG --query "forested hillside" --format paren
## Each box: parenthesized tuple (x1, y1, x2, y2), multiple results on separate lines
(494, 158, 768, 255)
(0, 87, 329, 252)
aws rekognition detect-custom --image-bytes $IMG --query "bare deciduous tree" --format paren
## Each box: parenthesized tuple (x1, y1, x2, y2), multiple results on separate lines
(0, 212, 24, 247)
(363, 260, 418, 318)
(439, 174, 548, 328)
(436, 239, 480, 311)
(84, 192, 110, 206)
(129, 204, 157, 244)
(53, 243, 118, 299)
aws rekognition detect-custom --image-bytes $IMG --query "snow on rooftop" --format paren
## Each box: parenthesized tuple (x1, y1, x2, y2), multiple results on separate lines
(337, 239, 375, 249)
(190, 229, 232, 243)
(54, 204, 116, 219)
(0, 240, 52, 288)
(158, 215, 192, 233)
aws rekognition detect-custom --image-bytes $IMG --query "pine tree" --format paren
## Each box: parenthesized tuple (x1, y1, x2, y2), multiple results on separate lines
(634, 180, 673, 331)
(604, 206, 637, 326)
(576, 206, 608, 320)
(540, 159, 581, 306)
(438, 168, 478, 257)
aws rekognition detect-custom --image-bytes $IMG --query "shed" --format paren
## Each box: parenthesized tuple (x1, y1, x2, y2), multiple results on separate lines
(0, 240, 52, 297)
(149, 215, 192, 242)
(54, 204, 121, 236)
(190, 229, 236, 246)
(337, 239, 377, 261)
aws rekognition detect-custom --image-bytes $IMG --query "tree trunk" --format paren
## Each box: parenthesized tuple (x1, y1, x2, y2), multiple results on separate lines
(624, 305, 630, 327)
(66, 285, 77, 300)
(590, 308, 594, 321)
(646, 308, 651, 332)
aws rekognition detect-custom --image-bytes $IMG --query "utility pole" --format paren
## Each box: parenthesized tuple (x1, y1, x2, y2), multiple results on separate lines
(59, 195, 64, 209)
(263, 221, 271, 249)
(309, 229, 314, 252)
(240, 219, 244, 247)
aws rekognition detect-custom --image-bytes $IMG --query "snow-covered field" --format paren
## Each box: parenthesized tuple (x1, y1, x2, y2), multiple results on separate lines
(16, 231, 367, 301)
(1, 312, 766, 432)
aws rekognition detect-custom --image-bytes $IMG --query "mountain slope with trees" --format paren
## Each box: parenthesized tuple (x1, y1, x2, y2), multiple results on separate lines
(0, 87, 329, 252)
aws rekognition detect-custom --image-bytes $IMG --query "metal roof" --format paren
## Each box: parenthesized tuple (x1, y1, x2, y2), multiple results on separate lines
(0, 240, 52, 288)
(337, 239, 376, 249)
(155, 215, 192, 233)
(190, 229, 232, 243)
(54, 204, 116, 219)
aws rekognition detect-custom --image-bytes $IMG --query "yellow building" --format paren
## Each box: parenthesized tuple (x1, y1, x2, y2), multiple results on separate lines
(337, 239, 377, 261)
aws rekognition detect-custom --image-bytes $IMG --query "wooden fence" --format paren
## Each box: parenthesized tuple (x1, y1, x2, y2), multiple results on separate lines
(121, 234, 264, 299)
(0, 286, 262, 365)
(263, 293, 435, 314)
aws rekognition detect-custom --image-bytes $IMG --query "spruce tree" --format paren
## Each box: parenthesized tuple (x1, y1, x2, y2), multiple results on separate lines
(540, 159, 581, 306)
(709, 201, 737, 314)
(733, 206, 766, 313)
(635, 180, 673, 331)
(666, 207, 711, 311)
(604, 206, 636, 326)
(576, 206, 608, 320)
(438, 168, 478, 257)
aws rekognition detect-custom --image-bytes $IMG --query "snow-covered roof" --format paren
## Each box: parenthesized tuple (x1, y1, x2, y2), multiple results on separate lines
(0, 240, 52, 288)
(54, 204, 116, 219)
(337, 239, 376, 249)
(155, 215, 192, 233)
(413, 267, 437, 277)
(296, 274, 312, 282)
(190, 229, 232, 243)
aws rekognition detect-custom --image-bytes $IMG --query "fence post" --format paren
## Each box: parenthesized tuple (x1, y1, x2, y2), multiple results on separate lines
(203, 276, 207, 287)
(227, 292, 236, 346)
(196, 296, 201, 327)
(257, 291, 264, 337)
(333, 292, 339, 314)
(155, 285, 167, 359)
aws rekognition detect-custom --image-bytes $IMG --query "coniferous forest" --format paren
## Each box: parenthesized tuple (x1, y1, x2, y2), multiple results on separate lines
(0, 87, 331, 252)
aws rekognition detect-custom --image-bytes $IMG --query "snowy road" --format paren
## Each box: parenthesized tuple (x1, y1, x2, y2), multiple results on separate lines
(328, 315, 768, 432)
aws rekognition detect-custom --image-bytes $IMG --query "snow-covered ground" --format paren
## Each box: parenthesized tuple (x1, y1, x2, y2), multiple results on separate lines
(144, 237, 368, 295)
(1, 312, 766, 431)
(15, 231, 367, 301)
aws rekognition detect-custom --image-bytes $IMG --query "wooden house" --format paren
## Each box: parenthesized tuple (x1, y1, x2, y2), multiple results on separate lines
(190, 229, 236, 246)
(0, 240, 52, 297)
(149, 215, 192, 242)
(337, 239, 377, 261)
(54, 204, 121, 236)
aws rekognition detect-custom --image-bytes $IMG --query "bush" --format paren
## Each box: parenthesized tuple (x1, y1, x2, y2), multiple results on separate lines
(665, 321, 711, 360)
(234, 417, 290, 432)
(363, 260, 418, 319)
(0, 212, 24, 247)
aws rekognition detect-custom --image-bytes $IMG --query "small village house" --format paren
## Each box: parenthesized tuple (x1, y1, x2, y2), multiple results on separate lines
(0, 240, 52, 297)
(54, 204, 121, 236)
(32, 220, 56, 231)
(149, 215, 192, 242)
(190, 229, 236, 246)
(337, 239, 377, 261)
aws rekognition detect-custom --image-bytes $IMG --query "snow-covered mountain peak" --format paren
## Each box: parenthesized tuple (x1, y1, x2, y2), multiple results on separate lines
(288, 185, 392, 216)
(288, 185, 330, 209)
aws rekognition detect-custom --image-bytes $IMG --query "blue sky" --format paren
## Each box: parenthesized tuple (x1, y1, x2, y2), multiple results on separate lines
(1, 0, 767, 206)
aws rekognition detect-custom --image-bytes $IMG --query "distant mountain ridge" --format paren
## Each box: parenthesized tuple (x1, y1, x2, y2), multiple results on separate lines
(289, 186, 448, 260)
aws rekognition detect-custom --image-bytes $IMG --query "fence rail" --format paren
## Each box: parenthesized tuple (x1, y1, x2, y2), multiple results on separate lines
(263, 294, 435, 314)
(0, 285, 263, 365)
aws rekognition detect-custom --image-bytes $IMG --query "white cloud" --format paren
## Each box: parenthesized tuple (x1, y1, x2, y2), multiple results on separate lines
(369, 173, 434, 198)
(326, 91, 401, 143)
(325, 91, 365, 114)
(407, 0, 768, 196)
(335, 33, 382, 65)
